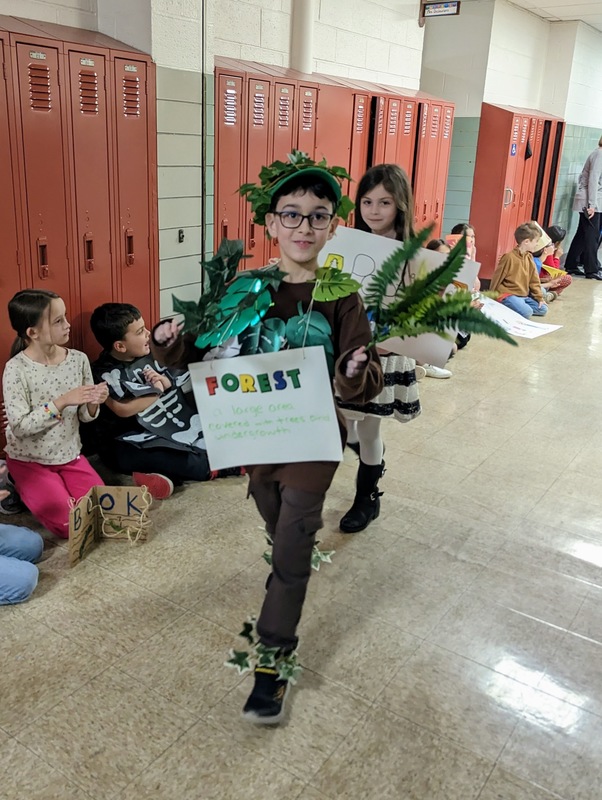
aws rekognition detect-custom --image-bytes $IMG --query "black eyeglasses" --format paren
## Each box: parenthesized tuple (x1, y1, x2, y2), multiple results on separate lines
(272, 211, 334, 230)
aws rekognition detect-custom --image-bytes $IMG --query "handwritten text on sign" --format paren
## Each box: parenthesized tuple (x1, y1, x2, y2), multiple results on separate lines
(189, 347, 343, 470)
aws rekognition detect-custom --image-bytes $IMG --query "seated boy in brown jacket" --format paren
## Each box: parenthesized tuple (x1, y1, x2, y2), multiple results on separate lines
(490, 222, 548, 319)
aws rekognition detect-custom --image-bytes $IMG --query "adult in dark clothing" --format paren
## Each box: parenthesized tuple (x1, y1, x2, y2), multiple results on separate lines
(564, 136, 602, 280)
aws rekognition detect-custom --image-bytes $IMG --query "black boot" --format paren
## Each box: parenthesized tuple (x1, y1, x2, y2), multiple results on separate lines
(339, 460, 385, 534)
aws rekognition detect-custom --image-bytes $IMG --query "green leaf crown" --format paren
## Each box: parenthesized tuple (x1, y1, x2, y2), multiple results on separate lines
(239, 149, 354, 227)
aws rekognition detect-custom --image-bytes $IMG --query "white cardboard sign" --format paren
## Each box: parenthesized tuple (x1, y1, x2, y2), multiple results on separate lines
(320, 227, 481, 367)
(479, 297, 562, 338)
(189, 347, 343, 470)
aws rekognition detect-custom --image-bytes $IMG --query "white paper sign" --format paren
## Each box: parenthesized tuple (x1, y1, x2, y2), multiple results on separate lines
(479, 297, 562, 339)
(320, 227, 480, 367)
(189, 347, 343, 470)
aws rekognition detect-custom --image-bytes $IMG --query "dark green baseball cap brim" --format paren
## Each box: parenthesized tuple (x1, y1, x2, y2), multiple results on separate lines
(269, 167, 343, 203)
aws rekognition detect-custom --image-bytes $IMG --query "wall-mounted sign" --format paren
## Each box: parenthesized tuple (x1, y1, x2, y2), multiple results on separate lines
(423, 1, 461, 20)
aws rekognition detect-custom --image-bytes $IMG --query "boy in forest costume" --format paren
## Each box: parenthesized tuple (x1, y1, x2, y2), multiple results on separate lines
(153, 154, 384, 723)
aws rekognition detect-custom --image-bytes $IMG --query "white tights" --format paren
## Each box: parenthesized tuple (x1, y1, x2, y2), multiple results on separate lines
(346, 417, 384, 466)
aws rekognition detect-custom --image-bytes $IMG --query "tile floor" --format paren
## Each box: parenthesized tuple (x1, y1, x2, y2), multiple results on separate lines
(2, 278, 602, 799)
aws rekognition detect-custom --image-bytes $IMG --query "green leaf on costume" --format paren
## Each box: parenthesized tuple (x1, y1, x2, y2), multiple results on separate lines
(194, 266, 286, 349)
(240, 149, 353, 226)
(225, 649, 252, 674)
(256, 644, 279, 668)
(337, 194, 355, 222)
(310, 268, 361, 302)
(173, 238, 248, 337)
(276, 652, 303, 685)
(285, 302, 334, 373)
(239, 620, 256, 645)
(311, 543, 335, 571)
(262, 549, 273, 566)
(258, 318, 286, 352)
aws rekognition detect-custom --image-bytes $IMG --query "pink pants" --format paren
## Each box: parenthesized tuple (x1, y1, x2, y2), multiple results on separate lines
(5, 455, 103, 539)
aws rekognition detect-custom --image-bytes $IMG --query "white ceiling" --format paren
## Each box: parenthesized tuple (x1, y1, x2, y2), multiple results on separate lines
(508, 0, 602, 33)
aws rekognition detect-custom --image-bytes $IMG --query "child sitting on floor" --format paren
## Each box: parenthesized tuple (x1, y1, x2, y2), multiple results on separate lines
(542, 225, 572, 297)
(90, 303, 221, 500)
(490, 222, 548, 319)
(3, 290, 107, 538)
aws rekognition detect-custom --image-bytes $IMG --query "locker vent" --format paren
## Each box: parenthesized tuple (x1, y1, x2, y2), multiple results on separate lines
(79, 70, 99, 114)
(302, 96, 314, 131)
(442, 108, 452, 139)
(223, 87, 238, 126)
(278, 94, 291, 129)
(403, 105, 413, 135)
(377, 98, 385, 135)
(388, 103, 399, 136)
(430, 106, 440, 138)
(122, 76, 140, 117)
(355, 100, 365, 133)
(28, 65, 51, 111)
(252, 90, 266, 127)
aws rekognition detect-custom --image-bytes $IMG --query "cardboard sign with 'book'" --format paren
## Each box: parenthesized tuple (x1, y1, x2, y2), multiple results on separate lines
(69, 485, 151, 567)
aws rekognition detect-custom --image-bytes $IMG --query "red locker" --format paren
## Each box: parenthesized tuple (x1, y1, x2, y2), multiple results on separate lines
(395, 98, 417, 175)
(314, 82, 354, 176)
(349, 93, 370, 189)
(243, 77, 271, 268)
(470, 104, 565, 279)
(13, 39, 75, 320)
(431, 103, 454, 238)
(0, 34, 24, 364)
(112, 56, 155, 326)
(215, 70, 244, 250)
(0, 17, 159, 382)
(272, 81, 295, 159)
(413, 101, 439, 230)
(296, 85, 317, 158)
(66, 48, 114, 356)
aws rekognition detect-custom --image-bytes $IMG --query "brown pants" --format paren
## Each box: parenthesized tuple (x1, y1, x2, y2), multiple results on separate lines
(249, 479, 324, 651)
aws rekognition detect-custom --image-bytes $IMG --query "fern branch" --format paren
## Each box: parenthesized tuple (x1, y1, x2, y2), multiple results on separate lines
(363, 225, 433, 313)
(383, 235, 468, 319)
(374, 291, 517, 346)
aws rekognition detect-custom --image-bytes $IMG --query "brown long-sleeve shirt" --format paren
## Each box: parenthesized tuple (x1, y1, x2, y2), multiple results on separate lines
(153, 280, 383, 494)
(490, 247, 543, 303)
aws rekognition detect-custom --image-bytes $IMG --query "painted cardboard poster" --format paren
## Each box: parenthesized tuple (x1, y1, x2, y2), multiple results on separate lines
(320, 227, 481, 366)
(189, 347, 343, 470)
(69, 486, 151, 567)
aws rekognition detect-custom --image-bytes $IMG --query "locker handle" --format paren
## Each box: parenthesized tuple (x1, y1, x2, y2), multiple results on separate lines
(37, 237, 49, 280)
(221, 220, 228, 240)
(249, 221, 256, 249)
(84, 233, 94, 272)
(125, 228, 135, 267)
(422, 201, 427, 221)
(434, 199, 440, 220)
(503, 188, 514, 207)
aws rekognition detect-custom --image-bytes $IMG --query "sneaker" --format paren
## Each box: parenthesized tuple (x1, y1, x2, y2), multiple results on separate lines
(415, 365, 427, 381)
(209, 466, 246, 479)
(423, 364, 452, 379)
(132, 472, 174, 500)
(0, 488, 25, 515)
(242, 666, 290, 725)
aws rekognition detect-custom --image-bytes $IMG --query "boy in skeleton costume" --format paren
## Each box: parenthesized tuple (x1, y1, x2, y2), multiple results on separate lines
(90, 303, 239, 499)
